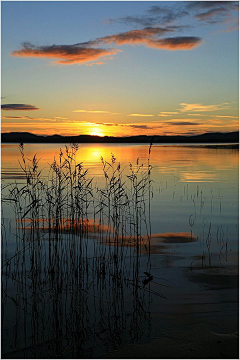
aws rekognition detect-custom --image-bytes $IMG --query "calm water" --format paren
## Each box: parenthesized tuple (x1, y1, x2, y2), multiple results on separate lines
(1, 143, 239, 358)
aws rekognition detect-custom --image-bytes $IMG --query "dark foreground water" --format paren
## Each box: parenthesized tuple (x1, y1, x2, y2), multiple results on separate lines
(1, 143, 239, 358)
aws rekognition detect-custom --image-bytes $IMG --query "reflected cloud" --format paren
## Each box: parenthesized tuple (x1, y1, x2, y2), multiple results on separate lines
(150, 232, 197, 243)
(19, 218, 110, 234)
(19, 217, 197, 255)
(181, 171, 218, 183)
(106, 231, 197, 254)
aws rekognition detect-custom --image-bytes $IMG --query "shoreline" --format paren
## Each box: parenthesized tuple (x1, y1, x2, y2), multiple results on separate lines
(1, 142, 239, 149)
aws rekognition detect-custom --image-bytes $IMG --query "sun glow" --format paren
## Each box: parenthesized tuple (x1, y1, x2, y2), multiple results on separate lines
(89, 127, 104, 137)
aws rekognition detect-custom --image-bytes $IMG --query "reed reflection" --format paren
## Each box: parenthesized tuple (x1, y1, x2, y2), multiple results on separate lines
(2, 144, 154, 358)
(1, 143, 238, 359)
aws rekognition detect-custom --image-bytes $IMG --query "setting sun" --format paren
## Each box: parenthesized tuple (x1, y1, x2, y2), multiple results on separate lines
(1, 1, 239, 358)
(89, 127, 104, 137)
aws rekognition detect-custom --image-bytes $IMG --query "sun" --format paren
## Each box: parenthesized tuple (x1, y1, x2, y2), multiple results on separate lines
(90, 127, 104, 137)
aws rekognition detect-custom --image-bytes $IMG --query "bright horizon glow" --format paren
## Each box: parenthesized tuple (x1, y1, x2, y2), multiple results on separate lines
(1, 1, 239, 136)
(88, 126, 105, 137)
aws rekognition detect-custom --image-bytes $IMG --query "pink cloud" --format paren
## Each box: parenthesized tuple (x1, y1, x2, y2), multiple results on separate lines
(12, 43, 119, 65)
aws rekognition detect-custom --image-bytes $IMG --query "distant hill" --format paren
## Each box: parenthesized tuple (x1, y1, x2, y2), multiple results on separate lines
(1, 131, 239, 144)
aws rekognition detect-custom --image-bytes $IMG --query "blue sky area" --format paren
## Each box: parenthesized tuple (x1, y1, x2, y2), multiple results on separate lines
(1, 1, 239, 136)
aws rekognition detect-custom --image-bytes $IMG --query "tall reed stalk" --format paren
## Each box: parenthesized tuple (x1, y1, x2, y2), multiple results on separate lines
(2, 143, 156, 358)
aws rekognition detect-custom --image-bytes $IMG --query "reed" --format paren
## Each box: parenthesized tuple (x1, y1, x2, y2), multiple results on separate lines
(2, 143, 160, 358)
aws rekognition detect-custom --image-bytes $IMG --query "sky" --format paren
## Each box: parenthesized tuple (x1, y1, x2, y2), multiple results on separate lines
(1, 1, 239, 137)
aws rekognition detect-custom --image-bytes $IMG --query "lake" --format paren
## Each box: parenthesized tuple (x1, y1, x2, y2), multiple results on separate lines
(1, 143, 239, 358)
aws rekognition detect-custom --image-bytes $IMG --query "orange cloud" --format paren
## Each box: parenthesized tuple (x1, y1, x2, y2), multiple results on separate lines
(196, 7, 228, 21)
(98, 29, 203, 50)
(179, 102, 230, 112)
(218, 22, 239, 33)
(128, 113, 154, 117)
(147, 36, 203, 50)
(73, 110, 120, 115)
(214, 115, 239, 119)
(12, 43, 119, 65)
(11, 28, 203, 67)
(2, 115, 28, 119)
(98, 27, 172, 45)
(2, 115, 58, 122)
(158, 111, 179, 117)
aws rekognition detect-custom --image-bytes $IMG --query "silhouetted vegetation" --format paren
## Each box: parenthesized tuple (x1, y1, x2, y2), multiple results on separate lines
(2, 144, 163, 358)
(1, 131, 239, 144)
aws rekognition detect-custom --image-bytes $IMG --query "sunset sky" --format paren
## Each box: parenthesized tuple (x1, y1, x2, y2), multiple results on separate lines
(1, 1, 239, 137)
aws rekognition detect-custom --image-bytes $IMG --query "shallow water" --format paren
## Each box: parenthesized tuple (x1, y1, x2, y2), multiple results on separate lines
(1, 143, 239, 358)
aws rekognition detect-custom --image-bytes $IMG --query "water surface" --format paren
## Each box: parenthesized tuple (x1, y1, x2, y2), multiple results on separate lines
(1, 143, 238, 358)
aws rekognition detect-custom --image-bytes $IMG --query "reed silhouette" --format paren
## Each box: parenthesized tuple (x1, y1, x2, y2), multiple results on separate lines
(2, 144, 163, 358)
